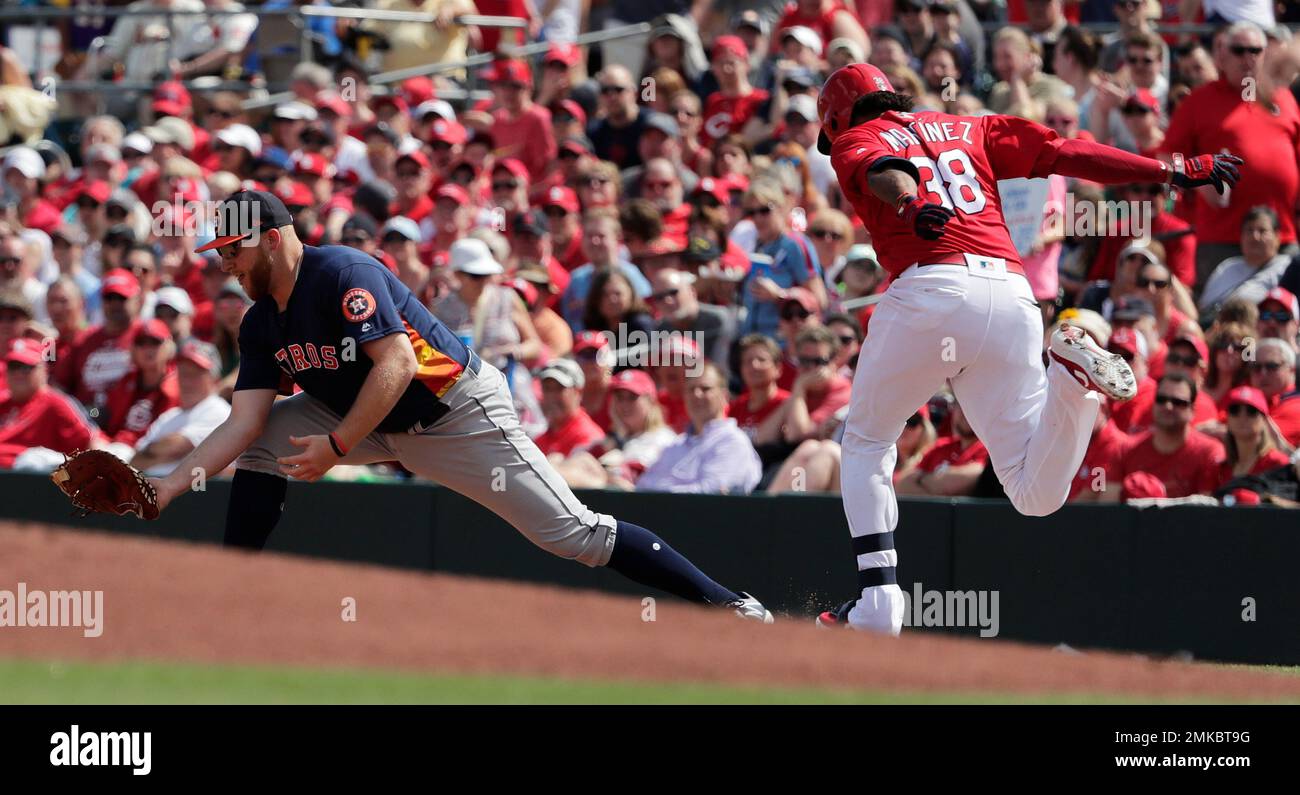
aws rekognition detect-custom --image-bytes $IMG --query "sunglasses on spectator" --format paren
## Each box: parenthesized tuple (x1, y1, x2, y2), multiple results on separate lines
(395, 169, 422, 179)
(1251, 361, 1285, 373)
(1117, 0, 1141, 9)
(495, 82, 527, 91)
(599, 84, 630, 95)
(155, 306, 179, 320)
(649, 287, 680, 302)
(644, 179, 674, 191)
(134, 336, 163, 347)
(1230, 45, 1264, 57)
(0, 256, 21, 266)
(106, 206, 129, 220)
(104, 238, 130, 249)
(798, 355, 831, 368)
(544, 207, 570, 219)
(905, 413, 924, 428)
(1126, 55, 1157, 66)
(428, 140, 453, 152)
(6, 362, 34, 373)
(492, 180, 520, 191)
(1214, 340, 1244, 353)
(1121, 105, 1154, 116)
(558, 149, 582, 160)
(1165, 353, 1200, 368)
(744, 205, 775, 217)
(123, 149, 147, 159)
(782, 307, 812, 321)
(1155, 393, 1192, 409)
(77, 198, 102, 210)
(810, 228, 843, 241)
(462, 272, 490, 281)
(582, 176, 611, 187)
(836, 334, 856, 346)
(209, 109, 236, 119)
(1136, 276, 1169, 289)
(1228, 403, 1262, 418)
(382, 233, 411, 245)
(1259, 311, 1293, 323)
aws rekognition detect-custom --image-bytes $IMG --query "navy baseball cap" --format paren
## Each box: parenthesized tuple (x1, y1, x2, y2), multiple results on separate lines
(195, 190, 294, 253)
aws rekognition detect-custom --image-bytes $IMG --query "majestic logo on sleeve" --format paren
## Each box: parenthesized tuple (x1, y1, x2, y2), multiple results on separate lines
(342, 288, 376, 322)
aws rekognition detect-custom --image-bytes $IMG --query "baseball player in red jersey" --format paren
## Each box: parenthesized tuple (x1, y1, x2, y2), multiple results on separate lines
(812, 64, 1242, 634)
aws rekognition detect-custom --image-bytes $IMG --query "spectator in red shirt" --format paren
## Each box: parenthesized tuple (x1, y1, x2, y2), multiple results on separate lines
(730, 334, 791, 442)
(542, 186, 585, 273)
(534, 358, 606, 457)
(1111, 373, 1226, 500)
(1257, 286, 1299, 351)
(488, 59, 556, 185)
(702, 36, 771, 148)
(775, 288, 823, 390)
(42, 278, 87, 385)
(1250, 338, 1300, 446)
(1069, 402, 1132, 502)
(1219, 386, 1292, 487)
(0, 340, 100, 469)
(1107, 326, 1156, 434)
(1086, 183, 1197, 289)
(60, 270, 143, 421)
(429, 184, 476, 265)
(896, 399, 990, 497)
(572, 331, 614, 433)
(1162, 22, 1300, 285)
(490, 158, 533, 217)
(759, 326, 852, 447)
(100, 319, 179, 448)
(1134, 334, 1219, 429)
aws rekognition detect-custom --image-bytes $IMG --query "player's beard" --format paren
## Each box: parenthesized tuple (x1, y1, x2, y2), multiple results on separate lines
(243, 254, 274, 301)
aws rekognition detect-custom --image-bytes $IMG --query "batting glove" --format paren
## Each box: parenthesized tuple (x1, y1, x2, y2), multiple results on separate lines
(897, 194, 956, 241)
(1170, 152, 1244, 195)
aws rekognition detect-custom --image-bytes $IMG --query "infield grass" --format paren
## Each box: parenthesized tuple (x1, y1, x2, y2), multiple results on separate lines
(0, 658, 1281, 704)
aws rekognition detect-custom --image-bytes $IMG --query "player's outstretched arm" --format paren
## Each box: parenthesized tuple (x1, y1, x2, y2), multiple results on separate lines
(1039, 137, 1243, 194)
(867, 165, 956, 240)
(149, 388, 278, 513)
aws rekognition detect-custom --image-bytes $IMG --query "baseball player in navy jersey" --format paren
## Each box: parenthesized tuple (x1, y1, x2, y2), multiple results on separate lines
(811, 64, 1243, 634)
(145, 191, 773, 623)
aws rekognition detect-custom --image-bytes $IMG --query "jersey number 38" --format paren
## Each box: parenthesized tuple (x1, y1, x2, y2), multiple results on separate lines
(909, 150, 986, 215)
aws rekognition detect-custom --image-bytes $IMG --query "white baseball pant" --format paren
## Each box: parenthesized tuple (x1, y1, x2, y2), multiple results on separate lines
(840, 262, 1102, 635)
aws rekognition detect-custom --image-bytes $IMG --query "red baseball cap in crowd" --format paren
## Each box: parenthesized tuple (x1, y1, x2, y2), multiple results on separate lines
(486, 58, 533, 85)
(79, 180, 112, 204)
(573, 330, 611, 355)
(1225, 488, 1262, 506)
(5, 338, 44, 366)
(1123, 471, 1167, 500)
(554, 99, 587, 127)
(692, 177, 731, 206)
(781, 286, 819, 316)
(1259, 286, 1299, 319)
(542, 185, 580, 214)
(1106, 326, 1144, 359)
(152, 81, 191, 117)
(544, 42, 583, 68)
(713, 34, 749, 61)
(659, 334, 700, 362)
(494, 158, 530, 184)
(400, 76, 436, 107)
(1124, 88, 1161, 114)
(506, 277, 539, 308)
(177, 339, 222, 377)
(294, 152, 334, 178)
(427, 118, 468, 146)
(314, 92, 352, 118)
(135, 318, 172, 343)
(1226, 386, 1271, 416)
(435, 183, 471, 205)
(102, 270, 141, 299)
(275, 180, 314, 209)
(397, 149, 432, 171)
(1170, 333, 1209, 364)
(372, 94, 410, 116)
(609, 368, 657, 397)
(559, 136, 592, 158)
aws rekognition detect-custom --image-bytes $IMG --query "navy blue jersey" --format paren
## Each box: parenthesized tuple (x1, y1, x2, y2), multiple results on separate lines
(235, 245, 474, 432)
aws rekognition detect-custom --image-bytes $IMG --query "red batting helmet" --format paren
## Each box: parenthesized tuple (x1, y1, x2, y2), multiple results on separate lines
(817, 63, 895, 154)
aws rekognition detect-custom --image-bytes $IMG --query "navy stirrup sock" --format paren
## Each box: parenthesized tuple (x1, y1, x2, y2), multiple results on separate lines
(606, 521, 740, 605)
(223, 469, 288, 551)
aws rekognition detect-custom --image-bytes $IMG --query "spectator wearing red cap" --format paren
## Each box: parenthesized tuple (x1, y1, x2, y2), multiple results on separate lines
(100, 319, 180, 448)
(588, 65, 652, 169)
(1164, 22, 1300, 285)
(487, 58, 556, 185)
(1250, 338, 1300, 446)
(1134, 334, 1219, 430)
(1111, 373, 1226, 500)
(0, 340, 102, 470)
(429, 184, 476, 273)
(60, 269, 143, 418)
(603, 368, 676, 479)
(1118, 88, 1165, 158)
(896, 399, 990, 498)
(1219, 386, 1292, 487)
(701, 36, 771, 149)
(537, 42, 586, 109)
(571, 331, 614, 433)
(151, 80, 212, 166)
(729, 334, 791, 441)
(542, 187, 585, 272)
(390, 150, 435, 235)
(489, 158, 533, 216)
(535, 358, 606, 457)
(127, 340, 232, 476)
(422, 118, 467, 178)
(1107, 326, 1158, 434)
(773, 286, 823, 390)
(1258, 287, 1299, 351)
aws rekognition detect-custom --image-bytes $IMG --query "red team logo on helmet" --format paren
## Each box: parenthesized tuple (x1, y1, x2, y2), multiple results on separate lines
(342, 288, 376, 322)
(816, 63, 896, 154)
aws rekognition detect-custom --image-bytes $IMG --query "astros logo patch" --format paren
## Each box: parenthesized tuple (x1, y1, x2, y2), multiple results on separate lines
(342, 288, 376, 322)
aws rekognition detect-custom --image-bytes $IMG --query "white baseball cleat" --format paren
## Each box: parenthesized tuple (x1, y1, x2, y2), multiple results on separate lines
(728, 592, 775, 623)
(1048, 324, 1137, 400)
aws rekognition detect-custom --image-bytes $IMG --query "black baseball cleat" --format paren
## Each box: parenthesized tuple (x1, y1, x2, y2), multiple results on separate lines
(728, 592, 775, 623)
(815, 599, 856, 628)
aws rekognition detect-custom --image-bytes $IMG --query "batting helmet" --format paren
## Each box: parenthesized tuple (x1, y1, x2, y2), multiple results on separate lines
(816, 63, 896, 154)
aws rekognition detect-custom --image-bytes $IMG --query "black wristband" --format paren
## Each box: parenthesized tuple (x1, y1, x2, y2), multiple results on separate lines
(328, 434, 345, 457)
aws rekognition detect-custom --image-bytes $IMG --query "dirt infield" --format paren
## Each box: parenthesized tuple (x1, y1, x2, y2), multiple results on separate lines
(1, 521, 1298, 700)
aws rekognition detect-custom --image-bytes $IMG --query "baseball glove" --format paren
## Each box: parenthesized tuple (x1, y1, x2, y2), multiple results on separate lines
(49, 450, 160, 520)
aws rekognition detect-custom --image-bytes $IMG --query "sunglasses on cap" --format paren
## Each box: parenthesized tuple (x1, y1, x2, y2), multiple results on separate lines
(797, 355, 831, 368)
(1228, 403, 1262, 418)
(1154, 393, 1192, 409)
(1229, 45, 1264, 57)
(1259, 311, 1293, 323)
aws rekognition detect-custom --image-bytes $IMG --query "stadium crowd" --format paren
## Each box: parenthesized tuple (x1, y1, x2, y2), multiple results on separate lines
(0, 0, 1299, 505)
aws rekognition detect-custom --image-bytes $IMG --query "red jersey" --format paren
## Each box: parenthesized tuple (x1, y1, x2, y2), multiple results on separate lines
(1218, 448, 1291, 488)
(728, 388, 791, 438)
(805, 376, 853, 427)
(701, 88, 771, 148)
(917, 435, 989, 473)
(556, 234, 585, 272)
(1068, 419, 1131, 500)
(100, 367, 180, 446)
(1116, 429, 1225, 498)
(491, 104, 556, 184)
(534, 409, 605, 457)
(832, 111, 1071, 277)
(1162, 79, 1300, 244)
(63, 321, 142, 418)
(0, 387, 99, 468)
(1109, 376, 1156, 435)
